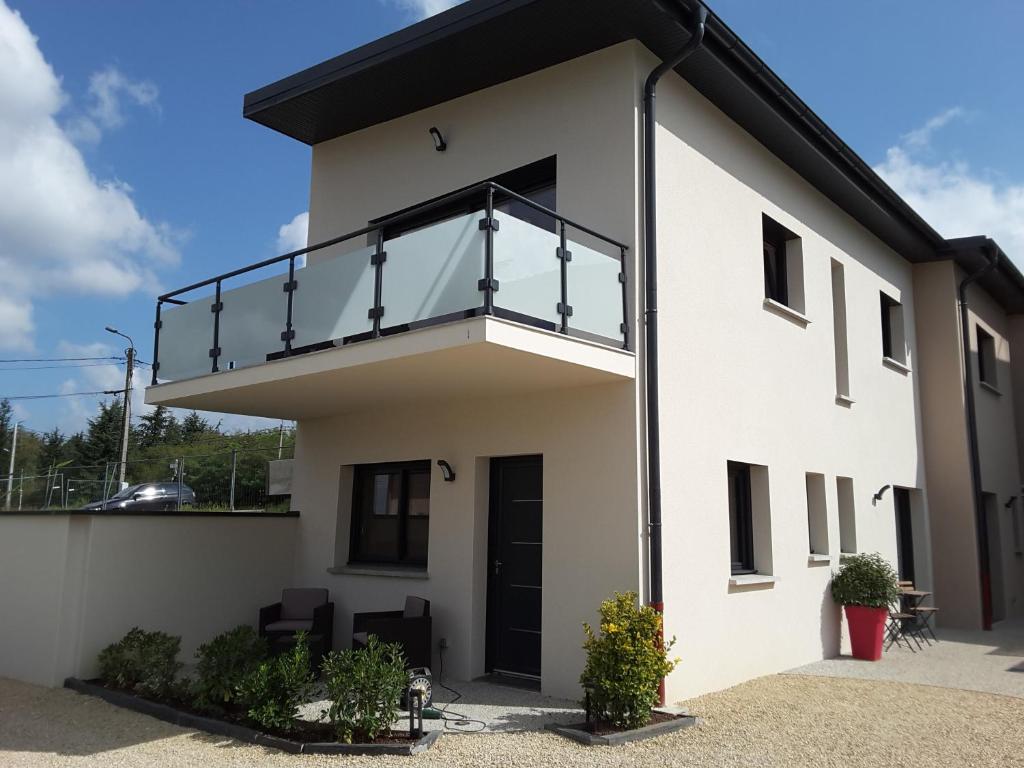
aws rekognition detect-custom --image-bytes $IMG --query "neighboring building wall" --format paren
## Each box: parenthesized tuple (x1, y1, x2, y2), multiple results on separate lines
(913, 261, 980, 628)
(644, 43, 929, 699)
(965, 278, 1024, 622)
(288, 383, 640, 700)
(0, 514, 297, 687)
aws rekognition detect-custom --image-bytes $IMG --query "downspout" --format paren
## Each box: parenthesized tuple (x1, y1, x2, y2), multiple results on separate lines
(643, 1, 707, 700)
(958, 245, 1001, 631)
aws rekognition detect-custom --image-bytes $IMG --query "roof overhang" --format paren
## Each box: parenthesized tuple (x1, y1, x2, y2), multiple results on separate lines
(243, 0, 1023, 311)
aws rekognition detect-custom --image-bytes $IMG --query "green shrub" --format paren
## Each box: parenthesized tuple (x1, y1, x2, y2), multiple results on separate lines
(97, 627, 182, 698)
(192, 625, 268, 713)
(831, 552, 902, 608)
(237, 632, 314, 732)
(580, 592, 677, 731)
(320, 635, 407, 743)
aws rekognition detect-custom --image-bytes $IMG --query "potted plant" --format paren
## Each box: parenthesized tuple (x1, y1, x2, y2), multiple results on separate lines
(830, 553, 901, 661)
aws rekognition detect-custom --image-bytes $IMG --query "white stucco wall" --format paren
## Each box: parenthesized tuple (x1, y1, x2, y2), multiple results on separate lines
(641, 45, 930, 698)
(289, 383, 640, 699)
(0, 514, 297, 687)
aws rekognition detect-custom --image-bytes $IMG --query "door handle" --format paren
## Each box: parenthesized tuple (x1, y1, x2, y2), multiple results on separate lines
(493, 559, 503, 576)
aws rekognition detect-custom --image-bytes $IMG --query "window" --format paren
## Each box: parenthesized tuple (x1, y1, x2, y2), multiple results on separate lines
(806, 473, 829, 556)
(762, 214, 805, 313)
(349, 461, 430, 567)
(837, 476, 857, 554)
(977, 326, 998, 388)
(880, 292, 906, 364)
(831, 260, 851, 399)
(728, 462, 754, 574)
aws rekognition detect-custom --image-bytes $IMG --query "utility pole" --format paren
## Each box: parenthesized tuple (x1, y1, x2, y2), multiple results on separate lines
(105, 326, 135, 489)
(5, 421, 19, 510)
(277, 420, 286, 459)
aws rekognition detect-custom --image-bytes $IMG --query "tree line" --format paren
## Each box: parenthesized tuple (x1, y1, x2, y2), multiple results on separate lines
(0, 399, 295, 510)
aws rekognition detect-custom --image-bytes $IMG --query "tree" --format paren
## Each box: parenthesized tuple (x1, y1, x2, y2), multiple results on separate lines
(80, 398, 124, 468)
(0, 398, 12, 457)
(38, 428, 66, 472)
(135, 406, 179, 448)
(180, 411, 211, 442)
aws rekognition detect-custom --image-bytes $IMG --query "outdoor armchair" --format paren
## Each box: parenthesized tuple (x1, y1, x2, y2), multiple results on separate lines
(352, 596, 432, 669)
(259, 587, 334, 658)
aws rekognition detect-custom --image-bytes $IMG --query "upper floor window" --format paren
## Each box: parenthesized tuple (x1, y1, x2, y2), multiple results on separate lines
(762, 214, 805, 314)
(349, 461, 431, 567)
(880, 292, 906, 365)
(977, 325, 998, 389)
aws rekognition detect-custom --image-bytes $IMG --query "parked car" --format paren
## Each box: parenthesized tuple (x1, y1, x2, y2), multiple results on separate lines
(81, 482, 196, 512)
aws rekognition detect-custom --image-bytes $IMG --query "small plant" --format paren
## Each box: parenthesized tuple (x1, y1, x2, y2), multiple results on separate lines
(320, 635, 407, 744)
(580, 592, 677, 731)
(97, 627, 182, 698)
(192, 625, 268, 713)
(831, 552, 901, 608)
(236, 632, 314, 732)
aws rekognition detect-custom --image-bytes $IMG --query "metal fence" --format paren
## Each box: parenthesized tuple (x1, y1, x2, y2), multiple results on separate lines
(1, 446, 293, 512)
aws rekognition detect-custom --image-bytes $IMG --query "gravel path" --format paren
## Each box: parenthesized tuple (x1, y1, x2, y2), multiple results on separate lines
(3, 675, 1023, 767)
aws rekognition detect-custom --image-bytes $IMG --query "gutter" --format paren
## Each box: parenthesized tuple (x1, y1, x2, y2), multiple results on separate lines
(958, 245, 1000, 631)
(642, 2, 707, 622)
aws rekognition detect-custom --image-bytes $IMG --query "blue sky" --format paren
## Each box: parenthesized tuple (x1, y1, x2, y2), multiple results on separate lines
(1, 0, 1022, 435)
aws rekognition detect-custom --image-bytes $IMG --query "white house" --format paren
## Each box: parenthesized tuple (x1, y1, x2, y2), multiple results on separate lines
(128, 0, 1024, 702)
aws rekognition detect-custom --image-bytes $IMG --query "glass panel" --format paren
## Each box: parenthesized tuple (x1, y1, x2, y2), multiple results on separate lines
(218, 272, 289, 371)
(355, 469, 400, 562)
(567, 237, 624, 343)
(292, 245, 375, 346)
(158, 298, 214, 381)
(492, 211, 561, 326)
(381, 211, 485, 328)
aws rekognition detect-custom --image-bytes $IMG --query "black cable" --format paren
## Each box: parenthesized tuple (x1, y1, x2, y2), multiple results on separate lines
(0, 356, 124, 363)
(0, 390, 112, 401)
(0, 362, 127, 372)
(435, 646, 486, 732)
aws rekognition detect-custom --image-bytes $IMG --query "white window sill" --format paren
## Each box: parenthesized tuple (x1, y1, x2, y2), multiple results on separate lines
(980, 380, 1002, 396)
(328, 565, 429, 580)
(729, 573, 777, 588)
(763, 298, 810, 327)
(835, 394, 855, 407)
(882, 356, 911, 375)
(808, 553, 832, 565)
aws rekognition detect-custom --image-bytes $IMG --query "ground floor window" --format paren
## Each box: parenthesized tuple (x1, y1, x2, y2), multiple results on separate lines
(349, 461, 430, 567)
(728, 462, 755, 574)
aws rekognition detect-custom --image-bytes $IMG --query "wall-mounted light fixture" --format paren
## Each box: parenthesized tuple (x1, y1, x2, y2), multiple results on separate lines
(437, 460, 456, 482)
(429, 126, 447, 152)
(1005, 496, 1017, 510)
(873, 484, 891, 503)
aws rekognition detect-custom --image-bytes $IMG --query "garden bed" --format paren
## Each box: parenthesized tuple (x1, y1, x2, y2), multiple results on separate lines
(546, 709, 698, 746)
(64, 678, 441, 756)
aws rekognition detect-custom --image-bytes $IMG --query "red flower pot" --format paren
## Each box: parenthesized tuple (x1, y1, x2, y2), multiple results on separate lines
(844, 605, 887, 661)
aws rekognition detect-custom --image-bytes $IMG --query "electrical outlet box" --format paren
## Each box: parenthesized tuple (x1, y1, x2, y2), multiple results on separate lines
(438, 637, 448, 649)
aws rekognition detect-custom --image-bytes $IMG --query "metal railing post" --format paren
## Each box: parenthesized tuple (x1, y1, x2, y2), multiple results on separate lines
(177, 458, 184, 511)
(101, 463, 110, 510)
(480, 185, 498, 314)
(210, 280, 223, 373)
(229, 449, 237, 511)
(619, 246, 630, 351)
(557, 220, 572, 335)
(151, 301, 162, 386)
(370, 228, 386, 338)
(282, 256, 297, 355)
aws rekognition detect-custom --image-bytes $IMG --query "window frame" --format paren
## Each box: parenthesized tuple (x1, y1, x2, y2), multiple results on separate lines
(880, 292, 905, 363)
(349, 460, 431, 568)
(728, 461, 755, 575)
(977, 325, 997, 388)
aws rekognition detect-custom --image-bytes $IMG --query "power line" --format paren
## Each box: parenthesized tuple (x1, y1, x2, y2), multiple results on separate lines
(0, 390, 115, 401)
(0, 356, 125, 363)
(0, 362, 127, 372)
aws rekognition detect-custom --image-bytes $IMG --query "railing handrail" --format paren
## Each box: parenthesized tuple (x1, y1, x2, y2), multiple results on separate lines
(158, 181, 628, 302)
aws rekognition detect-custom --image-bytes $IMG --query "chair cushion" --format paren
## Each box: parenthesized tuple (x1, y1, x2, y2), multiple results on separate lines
(403, 596, 429, 618)
(281, 588, 329, 620)
(265, 619, 314, 633)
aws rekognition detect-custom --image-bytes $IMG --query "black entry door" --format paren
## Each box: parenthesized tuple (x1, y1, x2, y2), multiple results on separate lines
(487, 455, 543, 679)
(894, 488, 915, 583)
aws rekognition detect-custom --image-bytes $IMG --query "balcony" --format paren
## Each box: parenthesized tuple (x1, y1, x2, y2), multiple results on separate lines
(146, 183, 634, 419)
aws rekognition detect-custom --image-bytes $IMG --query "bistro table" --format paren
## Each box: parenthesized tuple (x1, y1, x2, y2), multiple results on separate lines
(900, 588, 936, 644)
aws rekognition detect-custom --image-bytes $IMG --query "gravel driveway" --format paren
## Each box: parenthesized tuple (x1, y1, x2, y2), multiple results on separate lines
(2, 675, 1022, 767)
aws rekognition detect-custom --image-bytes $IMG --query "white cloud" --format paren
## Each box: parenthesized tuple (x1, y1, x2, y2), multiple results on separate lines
(0, 2, 179, 352)
(381, 0, 463, 20)
(66, 66, 159, 144)
(874, 109, 1024, 260)
(277, 211, 309, 254)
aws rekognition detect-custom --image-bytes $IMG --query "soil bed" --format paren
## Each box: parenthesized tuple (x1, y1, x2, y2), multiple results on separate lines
(64, 678, 439, 755)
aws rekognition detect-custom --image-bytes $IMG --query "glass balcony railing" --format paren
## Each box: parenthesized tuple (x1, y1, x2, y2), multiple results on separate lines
(152, 183, 630, 385)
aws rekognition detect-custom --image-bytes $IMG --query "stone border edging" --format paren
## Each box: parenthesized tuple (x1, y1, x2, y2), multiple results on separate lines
(545, 712, 699, 746)
(64, 678, 440, 756)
